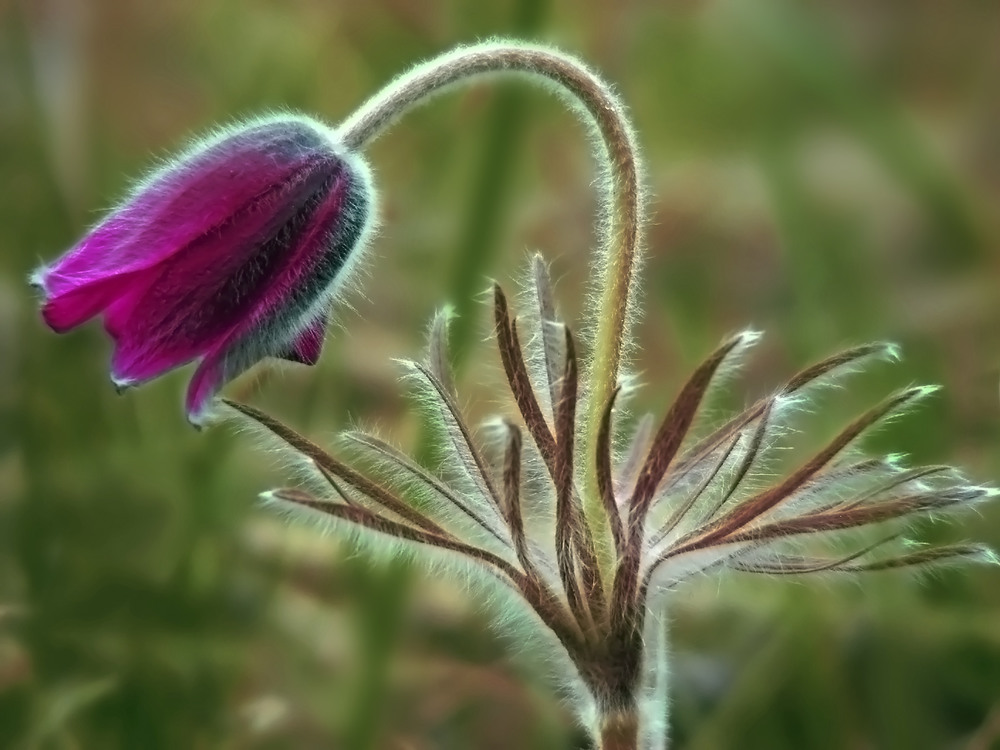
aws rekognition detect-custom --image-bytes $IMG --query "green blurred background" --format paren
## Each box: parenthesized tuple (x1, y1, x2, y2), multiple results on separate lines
(2, 0, 999, 748)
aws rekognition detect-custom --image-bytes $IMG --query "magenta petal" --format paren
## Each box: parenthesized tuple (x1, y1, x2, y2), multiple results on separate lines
(35, 114, 374, 421)
(278, 318, 327, 365)
(107, 169, 332, 382)
(45, 121, 341, 294)
(37, 215, 151, 300)
(111, 162, 361, 385)
(41, 270, 146, 333)
(185, 346, 233, 425)
(184, 326, 268, 424)
(175, 163, 364, 418)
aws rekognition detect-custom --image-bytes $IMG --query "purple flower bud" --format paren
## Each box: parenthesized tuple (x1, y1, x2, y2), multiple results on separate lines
(32, 114, 374, 424)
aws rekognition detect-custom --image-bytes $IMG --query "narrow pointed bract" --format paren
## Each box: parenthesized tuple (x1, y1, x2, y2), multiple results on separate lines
(34, 114, 375, 422)
(227, 260, 995, 748)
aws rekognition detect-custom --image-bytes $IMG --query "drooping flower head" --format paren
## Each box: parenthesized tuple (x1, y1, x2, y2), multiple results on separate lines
(33, 114, 375, 423)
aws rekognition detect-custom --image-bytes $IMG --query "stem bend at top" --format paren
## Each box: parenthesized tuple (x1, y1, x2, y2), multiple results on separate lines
(339, 40, 644, 578)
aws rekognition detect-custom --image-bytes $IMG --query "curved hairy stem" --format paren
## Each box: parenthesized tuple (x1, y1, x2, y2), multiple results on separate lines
(339, 40, 644, 580)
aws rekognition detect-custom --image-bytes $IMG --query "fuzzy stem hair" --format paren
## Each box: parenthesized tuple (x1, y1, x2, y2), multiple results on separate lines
(338, 39, 644, 580)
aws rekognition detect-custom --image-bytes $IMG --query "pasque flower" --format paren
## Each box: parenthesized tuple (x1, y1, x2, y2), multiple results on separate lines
(35, 40, 997, 750)
(33, 114, 374, 422)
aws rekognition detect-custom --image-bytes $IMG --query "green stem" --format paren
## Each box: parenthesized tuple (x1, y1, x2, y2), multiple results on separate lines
(339, 40, 643, 584)
(413, 5, 548, 468)
(445, 6, 549, 368)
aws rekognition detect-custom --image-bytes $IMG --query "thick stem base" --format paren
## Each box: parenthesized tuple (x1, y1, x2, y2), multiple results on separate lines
(599, 710, 639, 750)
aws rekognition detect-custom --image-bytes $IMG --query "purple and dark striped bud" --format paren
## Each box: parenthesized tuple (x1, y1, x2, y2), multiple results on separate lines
(32, 114, 374, 423)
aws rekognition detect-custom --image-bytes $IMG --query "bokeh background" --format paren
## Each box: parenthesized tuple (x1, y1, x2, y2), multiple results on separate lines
(2, 0, 1000, 748)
